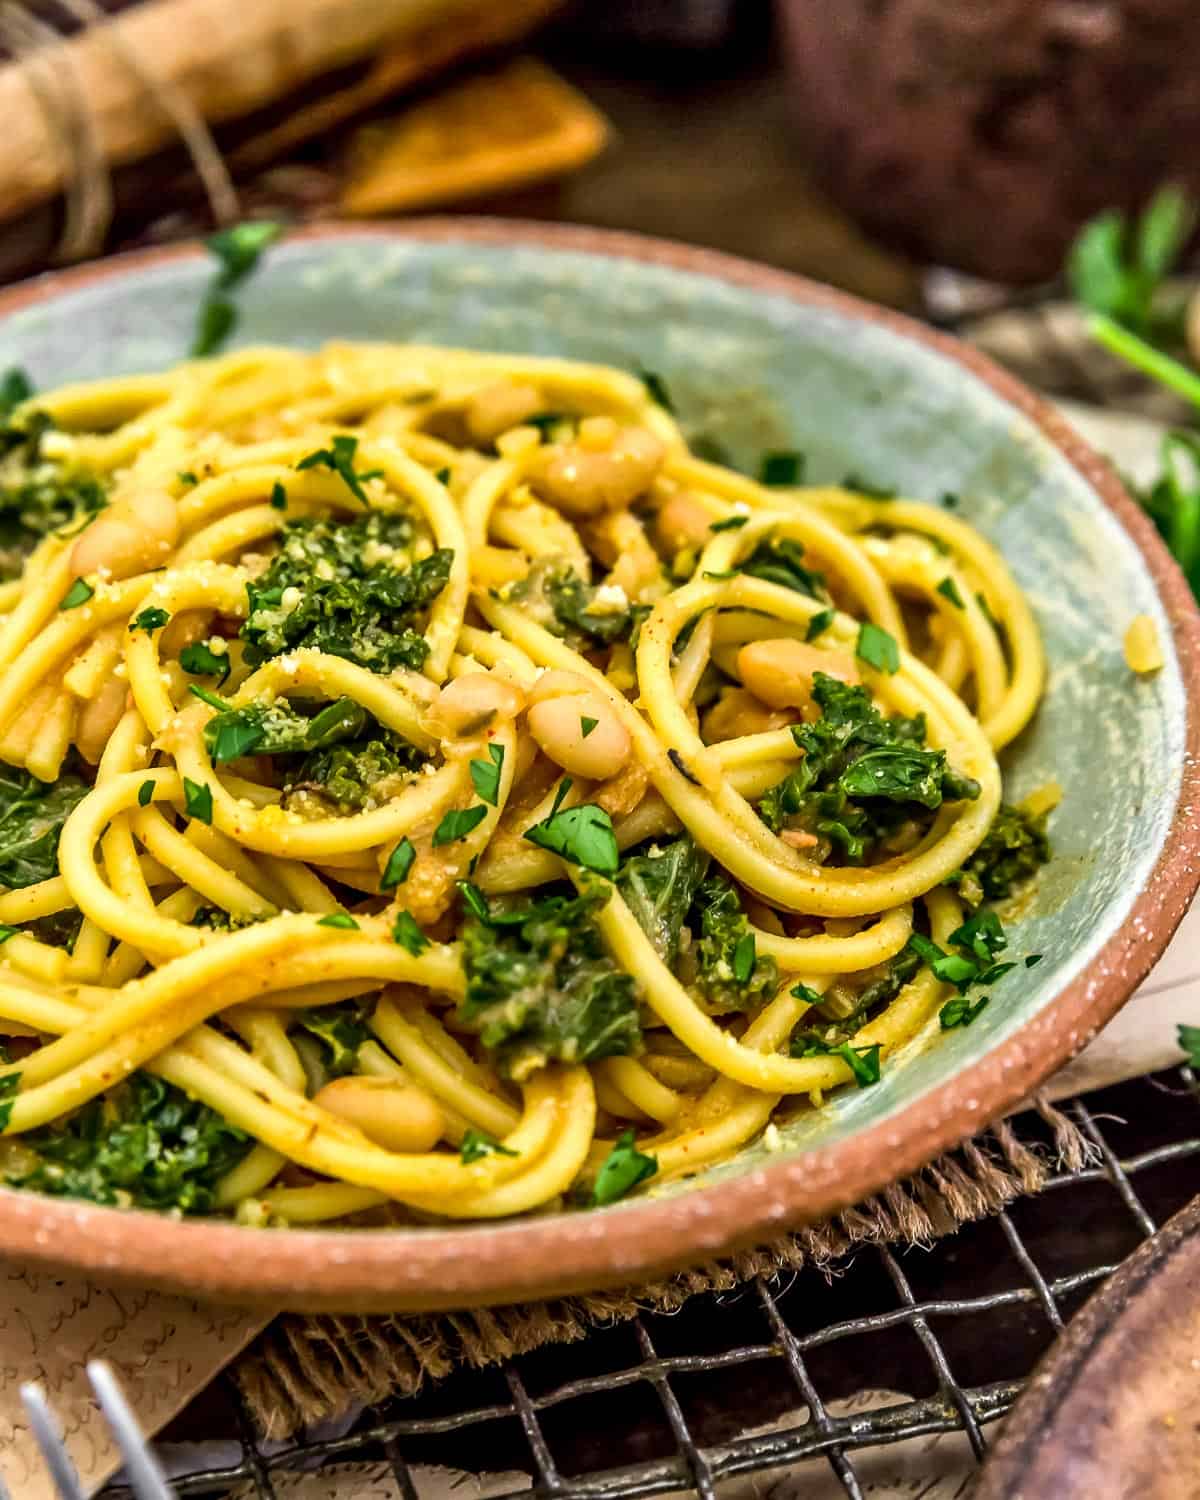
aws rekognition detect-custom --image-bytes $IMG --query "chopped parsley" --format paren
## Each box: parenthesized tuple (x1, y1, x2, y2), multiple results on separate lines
(180, 641, 230, 679)
(1179, 1024, 1200, 1069)
(460, 1128, 517, 1164)
(759, 450, 805, 486)
(317, 911, 359, 931)
(524, 779, 619, 877)
(592, 1128, 658, 1206)
(936, 577, 965, 610)
(295, 1003, 369, 1078)
(183, 778, 213, 824)
(137, 780, 155, 807)
(940, 993, 991, 1029)
(638, 369, 674, 412)
(709, 514, 748, 532)
(380, 837, 416, 890)
(856, 621, 900, 674)
(842, 473, 896, 500)
(131, 607, 169, 634)
(192, 220, 282, 358)
(740, 537, 827, 600)
(806, 608, 835, 642)
(269, 482, 287, 510)
(580, 716, 599, 739)
(59, 578, 93, 611)
(693, 873, 778, 1008)
(433, 805, 489, 846)
(295, 434, 384, 504)
(470, 743, 505, 807)
(0, 1072, 17, 1131)
(391, 910, 429, 954)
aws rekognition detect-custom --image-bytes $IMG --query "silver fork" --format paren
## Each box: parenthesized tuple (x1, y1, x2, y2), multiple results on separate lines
(12, 1360, 174, 1499)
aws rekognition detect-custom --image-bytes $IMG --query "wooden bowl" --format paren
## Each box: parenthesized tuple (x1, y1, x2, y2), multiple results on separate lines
(0, 221, 1197, 1311)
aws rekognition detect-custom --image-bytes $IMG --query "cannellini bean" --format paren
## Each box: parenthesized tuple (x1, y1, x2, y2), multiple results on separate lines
(654, 490, 713, 553)
(737, 639, 859, 710)
(464, 381, 544, 446)
(71, 487, 179, 580)
(75, 677, 129, 764)
(431, 672, 526, 738)
(701, 687, 794, 743)
(525, 669, 593, 707)
(527, 692, 631, 780)
(313, 1076, 444, 1154)
(528, 426, 665, 517)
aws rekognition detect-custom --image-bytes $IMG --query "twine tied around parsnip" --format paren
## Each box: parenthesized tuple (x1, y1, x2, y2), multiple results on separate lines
(0, 0, 238, 262)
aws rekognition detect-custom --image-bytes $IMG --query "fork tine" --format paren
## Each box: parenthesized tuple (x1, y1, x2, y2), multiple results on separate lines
(86, 1361, 175, 1500)
(19, 1383, 87, 1500)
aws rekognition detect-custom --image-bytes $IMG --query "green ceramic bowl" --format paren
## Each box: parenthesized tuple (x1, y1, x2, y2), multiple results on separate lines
(0, 221, 1196, 1311)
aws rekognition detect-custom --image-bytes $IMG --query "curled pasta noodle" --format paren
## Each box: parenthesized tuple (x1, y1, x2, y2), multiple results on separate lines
(0, 342, 1052, 1225)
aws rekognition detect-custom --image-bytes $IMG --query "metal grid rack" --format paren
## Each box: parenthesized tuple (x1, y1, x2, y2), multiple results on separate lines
(97, 1065, 1200, 1498)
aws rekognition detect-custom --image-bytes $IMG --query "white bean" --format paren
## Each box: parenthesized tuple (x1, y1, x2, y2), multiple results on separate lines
(529, 426, 665, 516)
(737, 639, 859, 710)
(313, 1076, 444, 1154)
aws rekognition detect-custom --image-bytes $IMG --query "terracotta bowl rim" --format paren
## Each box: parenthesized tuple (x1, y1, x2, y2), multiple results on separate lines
(0, 217, 1197, 1311)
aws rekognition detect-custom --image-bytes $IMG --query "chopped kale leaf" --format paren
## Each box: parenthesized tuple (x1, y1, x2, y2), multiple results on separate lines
(546, 566, 635, 645)
(693, 873, 778, 1009)
(739, 537, 827, 600)
(1, 1074, 251, 1213)
(948, 803, 1051, 910)
(294, 1003, 370, 1079)
(459, 881, 640, 1079)
(757, 673, 979, 865)
(0, 765, 90, 889)
(617, 837, 710, 966)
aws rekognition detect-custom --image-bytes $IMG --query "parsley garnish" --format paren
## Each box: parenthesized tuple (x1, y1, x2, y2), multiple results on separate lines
(183, 777, 213, 824)
(317, 911, 359, 931)
(1025, 953, 1043, 968)
(436, 466, 452, 485)
(432, 805, 489, 846)
(856, 621, 899, 674)
(790, 981, 823, 1006)
(936, 577, 965, 610)
(137, 780, 155, 807)
(842, 473, 896, 500)
(191, 220, 282, 358)
(580, 715, 598, 739)
(796, 1036, 882, 1086)
(180, 641, 230, 680)
(0, 926, 16, 944)
(131, 607, 169, 633)
(732, 931, 756, 985)
(188, 684, 227, 711)
(1179, 1024, 1200, 1068)
(460, 1128, 517, 1164)
(380, 837, 416, 890)
(469, 743, 505, 807)
(759, 450, 805, 486)
(940, 993, 991, 1029)
(269, 482, 287, 510)
(592, 1128, 658, 1206)
(296, 434, 383, 504)
(709, 514, 748, 532)
(178, 471, 199, 487)
(392, 909, 429, 954)
(524, 779, 619, 877)
(638, 369, 674, 412)
(805, 608, 834, 642)
(59, 578, 93, 610)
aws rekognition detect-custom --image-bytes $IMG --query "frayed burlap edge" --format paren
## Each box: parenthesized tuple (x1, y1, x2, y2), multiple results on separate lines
(234, 1096, 1091, 1439)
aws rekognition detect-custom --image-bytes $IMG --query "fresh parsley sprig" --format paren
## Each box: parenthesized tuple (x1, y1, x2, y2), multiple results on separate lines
(523, 779, 619, 877)
(592, 1128, 658, 1206)
(192, 221, 282, 358)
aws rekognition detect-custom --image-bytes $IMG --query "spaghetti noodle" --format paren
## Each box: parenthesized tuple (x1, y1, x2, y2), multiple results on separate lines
(0, 343, 1049, 1224)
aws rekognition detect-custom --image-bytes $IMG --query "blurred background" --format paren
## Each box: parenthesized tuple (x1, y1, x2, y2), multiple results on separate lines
(5, 0, 1198, 310)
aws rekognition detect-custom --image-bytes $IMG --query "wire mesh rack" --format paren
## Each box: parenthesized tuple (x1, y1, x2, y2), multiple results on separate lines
(94, 1065, 1200, 1499)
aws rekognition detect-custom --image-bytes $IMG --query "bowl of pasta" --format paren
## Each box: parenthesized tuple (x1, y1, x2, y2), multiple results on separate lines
(0, 220, 1194, 1311)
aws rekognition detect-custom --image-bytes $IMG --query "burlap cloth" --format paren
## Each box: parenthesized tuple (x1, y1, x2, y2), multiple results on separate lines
(233, 1096, 1090, 1438)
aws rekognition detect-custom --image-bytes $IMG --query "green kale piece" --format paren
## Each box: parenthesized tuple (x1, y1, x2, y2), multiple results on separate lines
(546, 566, 635, 645)
(739, 537, 827, 600)
(0, 392, 108, 578)
(789, 945, 921, 1056)
(949, 803, 1051, 910)
(240, 511, 452, 673)
(294, 1003, 370, 1079)
(459, 881, 640, 1079)
(693, 873, 778, 1009)
(617, 837, 710, 965)
(294, 733, 421, 812)
(757, 673, 979, 864)
(0, 766, 90, 889)
(3, 1074, 251, 1213)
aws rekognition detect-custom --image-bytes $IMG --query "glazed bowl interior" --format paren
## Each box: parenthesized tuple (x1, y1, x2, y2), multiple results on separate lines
(0, 223, 1194, 1305)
